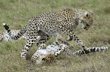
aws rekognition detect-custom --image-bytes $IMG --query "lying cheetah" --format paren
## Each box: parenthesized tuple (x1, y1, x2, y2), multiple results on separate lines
(3, 7, 94, 60)
(31, 41, 108, 65)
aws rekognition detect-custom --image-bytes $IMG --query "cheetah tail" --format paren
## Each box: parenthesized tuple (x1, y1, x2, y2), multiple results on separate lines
(3, 23, 10, 33)
(3, 23, 26, 40)
(73, 46, 108, 55)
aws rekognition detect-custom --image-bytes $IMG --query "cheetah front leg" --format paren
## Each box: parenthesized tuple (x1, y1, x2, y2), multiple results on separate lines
(67, 32, 90, 52)
(57, 26, 89, 52)
(66, 31, 109, 54)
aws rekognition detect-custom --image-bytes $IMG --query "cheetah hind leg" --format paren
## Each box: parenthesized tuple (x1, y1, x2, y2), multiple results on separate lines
(21, 30, 52, 60)
(36, 30, 52, 50)
(21, 38, 37, 60)
(73, 46, 108, 55)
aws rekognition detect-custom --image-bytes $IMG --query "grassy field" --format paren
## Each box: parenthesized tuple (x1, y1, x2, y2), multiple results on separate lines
(0, 0, 110, 72)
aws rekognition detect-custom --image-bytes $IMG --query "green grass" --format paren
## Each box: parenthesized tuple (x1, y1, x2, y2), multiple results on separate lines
(0, 0, 110, 72)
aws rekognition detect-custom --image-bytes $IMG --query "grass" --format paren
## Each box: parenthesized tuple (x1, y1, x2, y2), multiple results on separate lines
(0, 0, 110, 72)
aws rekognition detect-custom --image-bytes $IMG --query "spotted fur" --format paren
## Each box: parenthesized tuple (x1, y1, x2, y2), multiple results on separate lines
(3, 8, 94, 60)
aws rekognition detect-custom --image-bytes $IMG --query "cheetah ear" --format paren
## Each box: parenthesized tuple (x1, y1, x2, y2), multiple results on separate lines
(90, 11, 93, 15)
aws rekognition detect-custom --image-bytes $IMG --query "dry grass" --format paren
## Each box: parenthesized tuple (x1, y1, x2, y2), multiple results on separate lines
(0, 0, 110, 72)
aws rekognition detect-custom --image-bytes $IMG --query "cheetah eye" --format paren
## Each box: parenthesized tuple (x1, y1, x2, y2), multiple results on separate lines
(86, 14, 88, 17)
(86, 24, 89, 26)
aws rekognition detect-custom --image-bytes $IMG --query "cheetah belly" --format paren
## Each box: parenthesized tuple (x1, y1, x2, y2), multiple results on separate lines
(40, 27, 60, 37)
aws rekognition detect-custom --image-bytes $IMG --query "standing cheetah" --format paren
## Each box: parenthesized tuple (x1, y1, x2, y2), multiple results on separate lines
(3, 8, 94, 60)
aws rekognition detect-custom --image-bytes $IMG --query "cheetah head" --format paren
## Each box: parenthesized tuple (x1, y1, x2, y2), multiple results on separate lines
(79, 11, 93, 30)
